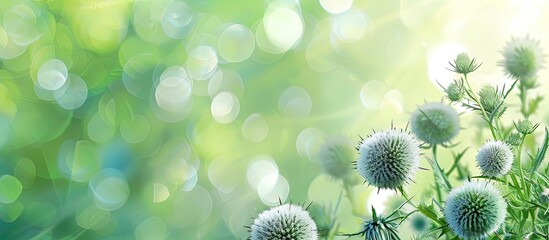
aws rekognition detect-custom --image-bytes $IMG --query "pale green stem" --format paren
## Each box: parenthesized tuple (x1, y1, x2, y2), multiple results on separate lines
(343, 183, 361, 217)
(463, 74, 499, 140)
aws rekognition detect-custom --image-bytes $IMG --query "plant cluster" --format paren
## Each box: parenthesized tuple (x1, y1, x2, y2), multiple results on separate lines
(249, 36, 549, 240)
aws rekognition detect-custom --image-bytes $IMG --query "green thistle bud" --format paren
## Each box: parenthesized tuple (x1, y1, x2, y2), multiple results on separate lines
(541, 188, 549, 204)
(506, 132, 522, 147)
(478, 86, 502, 114)
(410, 103, 460, 145)
(445, 80, 465, 102)
(450, 52, 481, 74)
(250, 204, 318, 240)
(356, 129, 420, 190)
(318, 136, 356, 180)
(476, 141, 513, 177)
(444, 182, 506, 239)
(345, 206, 402, 240)
(501, 36, 544, 80)
(515, 119, 535, 135)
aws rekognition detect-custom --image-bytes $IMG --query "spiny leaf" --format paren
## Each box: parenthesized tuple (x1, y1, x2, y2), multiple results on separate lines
(530, 127, 549, 174)
(425, 156, 452, 192)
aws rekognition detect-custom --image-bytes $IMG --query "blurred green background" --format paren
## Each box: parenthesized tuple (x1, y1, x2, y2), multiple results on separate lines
(1, 0, 549, 239)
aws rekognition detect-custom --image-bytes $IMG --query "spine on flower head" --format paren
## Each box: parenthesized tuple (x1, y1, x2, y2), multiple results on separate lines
(356, 128, 420, 190)
(249, 204, 318, 240)
(444, 181, 506, 239)
(476, 141, 514, 177)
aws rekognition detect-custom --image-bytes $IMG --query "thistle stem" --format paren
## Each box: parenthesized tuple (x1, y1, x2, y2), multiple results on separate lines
(519, 82, 529, 118)
(343, 182, 361, 217)
(432, 145, 443, 203)
(463, 74, 499, 140)
(516, 135, 528, 199)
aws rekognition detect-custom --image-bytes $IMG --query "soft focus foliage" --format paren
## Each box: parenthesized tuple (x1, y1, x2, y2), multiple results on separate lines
(1, 0, 549, 239)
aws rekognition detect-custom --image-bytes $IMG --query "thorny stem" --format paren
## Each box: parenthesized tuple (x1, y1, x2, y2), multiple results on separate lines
(463, 74, 499, 140)
(432, 145, 443, 203)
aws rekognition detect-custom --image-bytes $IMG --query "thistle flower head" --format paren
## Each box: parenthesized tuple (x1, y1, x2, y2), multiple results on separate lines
(479, 86, 503, 114)
(410, 103, 460, 145)
(444, 182, 507, 239)
(318, 136, 356, 179)
(449, 52, 481, 74)
(360, 215, 400, 240)
(515, 119, 536, 135)
(501, 36, 544, 80)
(445, 80, 465, 102)
(476, 141, 513, 177)
(506, 132, 522, 147)
(356, 128, 420, 190)
(344, 206, 405, 240)
(541, 188, 549, 204)
(250, 204, 318, 240)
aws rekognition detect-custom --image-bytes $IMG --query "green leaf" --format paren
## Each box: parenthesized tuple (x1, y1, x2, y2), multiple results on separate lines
(417, 203, 441, 224)
(527, 95, 544, 116)
(371, 206, 377, 222)
(530, 127, 549, 174)
(425, 156, 452, 192)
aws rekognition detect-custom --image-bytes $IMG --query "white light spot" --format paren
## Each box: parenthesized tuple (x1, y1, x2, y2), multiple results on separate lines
(89, 168, 130, 211)
(37, 59, 68, 90)
(218, 24, 255, 63)
(427, 43, 467, 88)
(186, 46, 218, 80)
(333, 10, 368, 43)
(278, 87, 312, 117)
(247, 155, 278, 191)
(360, 80, 388, 110)
(211, 92, 240, 124)
(208, 158, 238, 193)
(241, 114, 269, 143)
(161, 2, 194, 39)
(320, 0, 353, 14)
(258, 175, 289, 206)
(153, 183, 170, 203)
(54, 74, 88, 110)
(155, 66, 192, 112)
(263, 4, 303, 52)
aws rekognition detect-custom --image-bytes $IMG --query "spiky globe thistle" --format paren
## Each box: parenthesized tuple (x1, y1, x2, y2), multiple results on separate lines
(356, 129, 420, 190)
(501, 36, 544, 80)
(444, 182, 507, 239)
(541, 188, 549, 204)
(478, 86, 502, 114)
(317, 136, 356, 180)
(450, 52, 481, 74)
(410, 103, 460, 145)
(445, 80, 465, 102)
(250, 204, 318, 240)
(476, 141, 513, 177)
